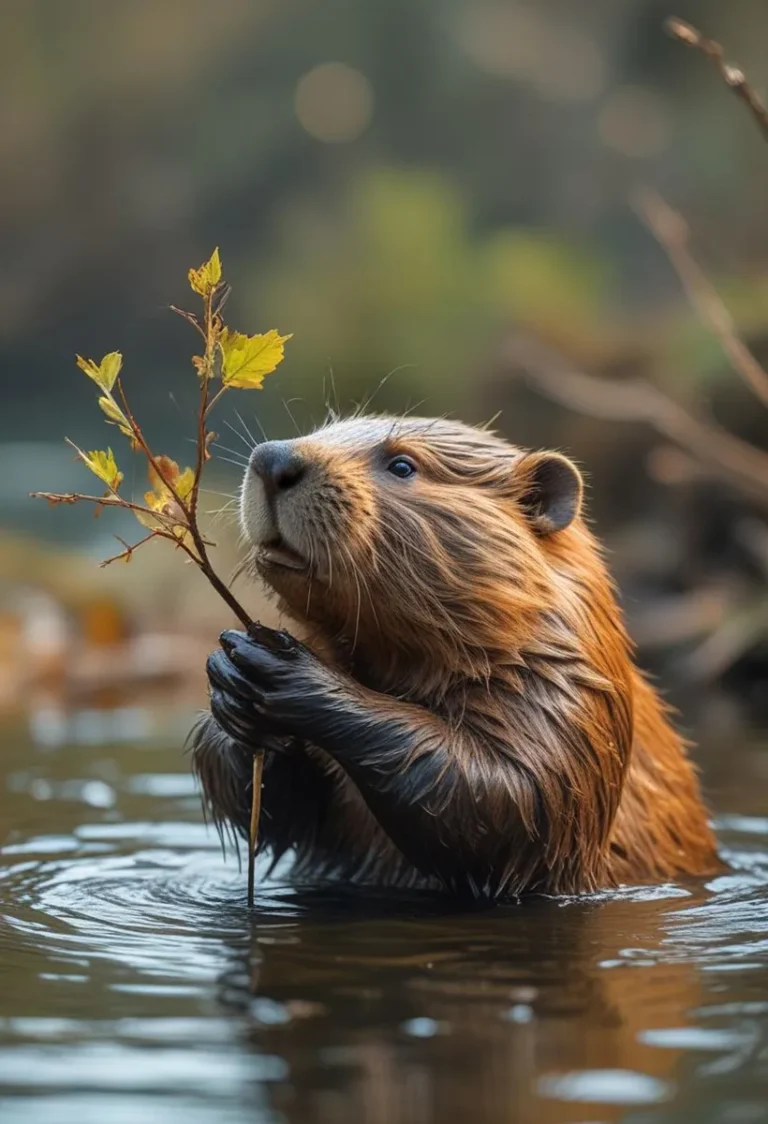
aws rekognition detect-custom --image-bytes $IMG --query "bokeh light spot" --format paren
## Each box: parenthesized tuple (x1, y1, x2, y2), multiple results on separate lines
(295, 63, 374, 143)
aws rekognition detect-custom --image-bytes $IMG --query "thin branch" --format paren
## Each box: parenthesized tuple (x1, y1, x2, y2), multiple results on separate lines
(34, 253, 268, 909)
(735, 517, 768, 582)
(169, 304, 206, 341)
(193, 554, 251, 627)
(170, 285, 254, 628)
(681, 593, 768, 682)
(205, 385, 228, 418)
(190, 289, 215, 523)
(502, 334, 768, 506)
(31, 490, 170, 521)
(666, 16, 768, 143)
(635, 188, 768, 410)
(100, 532, 160, 566)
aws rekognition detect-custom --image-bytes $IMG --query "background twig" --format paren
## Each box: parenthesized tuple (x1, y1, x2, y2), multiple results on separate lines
(666, 16, 768, 143)
(634, 188, 768, 411)
(503, 334, 768, 507)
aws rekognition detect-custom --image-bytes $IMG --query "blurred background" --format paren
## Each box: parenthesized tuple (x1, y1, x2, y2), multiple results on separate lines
(3, 7, 768, 1123)
(2, 0, 768, 734)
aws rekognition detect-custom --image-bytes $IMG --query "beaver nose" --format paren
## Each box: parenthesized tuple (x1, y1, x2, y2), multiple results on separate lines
(249, 441, 306, 496)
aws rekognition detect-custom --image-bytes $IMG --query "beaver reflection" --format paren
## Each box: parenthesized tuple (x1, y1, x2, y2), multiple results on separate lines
(218, 888, 703, 1124)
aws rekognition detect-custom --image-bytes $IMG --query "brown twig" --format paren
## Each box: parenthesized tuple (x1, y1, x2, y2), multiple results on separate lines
(31, 490, 167, 520)
(247, 753, 265, 908)
(191, 289, 215, 522)
(169, 304, 206, 340)
(100, 532, 163, 566)
(635, 188, 768, 410)
(666, 17, 768, 143)
(33, 250, 279, 907)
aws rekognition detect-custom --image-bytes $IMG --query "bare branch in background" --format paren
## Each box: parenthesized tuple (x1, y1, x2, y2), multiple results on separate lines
(634, 188, 768, 411)
(734, 518, 768, 582)
(666, 16, 768, 143)
(502, 334, 768, 507)
(682, 594, 768, 682)
(628, 585, 730, 651)
(500, 17, 768, 681)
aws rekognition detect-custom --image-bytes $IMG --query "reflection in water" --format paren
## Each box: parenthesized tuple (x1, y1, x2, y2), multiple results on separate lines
(0, 719, 767, 1124)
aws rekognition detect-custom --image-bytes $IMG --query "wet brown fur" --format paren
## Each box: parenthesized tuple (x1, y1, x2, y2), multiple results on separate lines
(193, 415, 720, 896)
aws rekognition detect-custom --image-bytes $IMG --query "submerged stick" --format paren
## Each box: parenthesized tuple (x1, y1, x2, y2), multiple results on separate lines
(247, 752, 265, 907)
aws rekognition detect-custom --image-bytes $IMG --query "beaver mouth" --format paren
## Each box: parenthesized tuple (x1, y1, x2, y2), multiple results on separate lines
(257, 537, 307, 572)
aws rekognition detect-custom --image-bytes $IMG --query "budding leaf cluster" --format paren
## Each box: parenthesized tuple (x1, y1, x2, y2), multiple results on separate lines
(188, 246, 222, 297)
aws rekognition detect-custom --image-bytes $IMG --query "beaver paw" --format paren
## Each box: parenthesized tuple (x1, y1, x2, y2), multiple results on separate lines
(207, 627, 331, 740)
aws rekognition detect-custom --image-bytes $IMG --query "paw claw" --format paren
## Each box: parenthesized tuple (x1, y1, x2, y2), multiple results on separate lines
(219, 628, 246, 652)
(274, 629, 298, 654)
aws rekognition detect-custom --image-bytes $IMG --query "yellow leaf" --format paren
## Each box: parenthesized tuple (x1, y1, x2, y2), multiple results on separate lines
(188, 248, 222, 297)
(79, 448, 123, 491)
(146, 455, 195, 505)
(219, 328, 292, 388)
(76, 351, 123, 392)
(139, 454, 196, 523)
(98, 395, 135, 442)
(135, 455, 195, 537)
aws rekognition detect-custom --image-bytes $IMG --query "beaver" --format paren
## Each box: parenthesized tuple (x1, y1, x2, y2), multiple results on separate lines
(192, 414, 720, 899)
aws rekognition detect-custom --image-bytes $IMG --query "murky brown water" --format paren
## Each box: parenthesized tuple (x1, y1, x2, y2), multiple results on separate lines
(1, 705, 767, 1124)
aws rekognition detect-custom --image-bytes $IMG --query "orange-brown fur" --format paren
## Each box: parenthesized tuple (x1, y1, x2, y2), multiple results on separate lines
(197, 414, 720, 895)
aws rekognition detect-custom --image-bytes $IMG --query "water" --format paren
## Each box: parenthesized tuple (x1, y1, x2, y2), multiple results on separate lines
(1, 710, 767, 1124)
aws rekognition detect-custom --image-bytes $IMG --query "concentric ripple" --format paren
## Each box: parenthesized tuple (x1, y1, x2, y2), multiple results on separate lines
(1, 726, 768, 1124)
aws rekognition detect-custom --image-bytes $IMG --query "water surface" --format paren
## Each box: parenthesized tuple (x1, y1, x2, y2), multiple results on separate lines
(1, 709, 767, 1123)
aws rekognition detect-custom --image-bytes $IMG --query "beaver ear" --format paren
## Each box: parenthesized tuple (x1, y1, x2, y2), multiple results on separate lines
(516, 452, 583, 535)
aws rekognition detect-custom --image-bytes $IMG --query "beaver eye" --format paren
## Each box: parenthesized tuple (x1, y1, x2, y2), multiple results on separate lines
(387, 456, 416, 479)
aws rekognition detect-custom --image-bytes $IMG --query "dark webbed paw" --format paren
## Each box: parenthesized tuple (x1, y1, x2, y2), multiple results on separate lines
(206, 623, 311, 747)
(216, 625, 334, 738)
(207, 648, 266, 746)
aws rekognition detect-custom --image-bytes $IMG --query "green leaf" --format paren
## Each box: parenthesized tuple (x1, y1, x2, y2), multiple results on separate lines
(98, 395, 135, 443)
(78, 447, 123, 491)
(76, 351, 123, 392)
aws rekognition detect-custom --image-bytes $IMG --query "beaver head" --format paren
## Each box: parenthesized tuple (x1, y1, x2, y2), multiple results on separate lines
(238, 415, 626, 699)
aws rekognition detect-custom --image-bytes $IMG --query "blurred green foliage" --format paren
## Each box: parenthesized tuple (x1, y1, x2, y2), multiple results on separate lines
(4, 0, 768, 441)
(254, 168, 611, 409)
